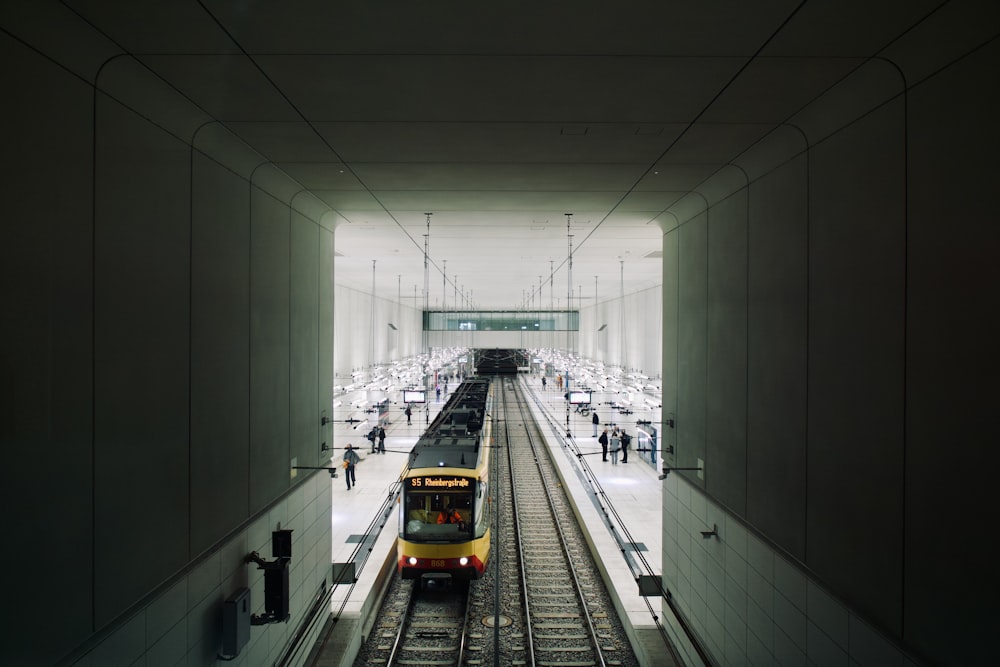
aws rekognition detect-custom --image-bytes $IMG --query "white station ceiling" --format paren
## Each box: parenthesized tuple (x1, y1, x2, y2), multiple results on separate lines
(60, 0, 959, 308)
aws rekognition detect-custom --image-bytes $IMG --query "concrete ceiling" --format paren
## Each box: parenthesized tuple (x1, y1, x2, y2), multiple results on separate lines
(61, 0, 952, 308)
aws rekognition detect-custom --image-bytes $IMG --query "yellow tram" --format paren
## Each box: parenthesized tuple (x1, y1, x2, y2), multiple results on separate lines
(397, 378, 493, 580)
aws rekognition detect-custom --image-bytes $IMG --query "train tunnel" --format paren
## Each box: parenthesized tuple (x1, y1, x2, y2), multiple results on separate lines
(474, 349, 528, 375)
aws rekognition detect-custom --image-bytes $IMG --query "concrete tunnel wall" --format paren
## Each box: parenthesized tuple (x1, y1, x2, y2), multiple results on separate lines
(656, 43, 999, 666)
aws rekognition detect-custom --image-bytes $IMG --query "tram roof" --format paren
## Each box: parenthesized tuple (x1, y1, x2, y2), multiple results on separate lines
(409, 435, 482, 471)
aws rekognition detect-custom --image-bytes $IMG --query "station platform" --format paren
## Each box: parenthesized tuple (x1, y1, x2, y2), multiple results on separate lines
(309, 376, 694, 667)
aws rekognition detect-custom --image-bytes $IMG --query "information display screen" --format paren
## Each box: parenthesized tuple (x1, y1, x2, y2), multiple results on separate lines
(403, 390, 426, 403)
(569, 391, 591, 405)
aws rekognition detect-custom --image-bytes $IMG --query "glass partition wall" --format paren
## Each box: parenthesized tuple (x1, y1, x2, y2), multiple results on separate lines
(424, 310, 579, 331)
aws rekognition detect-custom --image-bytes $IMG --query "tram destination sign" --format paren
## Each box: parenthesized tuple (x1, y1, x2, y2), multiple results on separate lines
(409, 476, 471, 488)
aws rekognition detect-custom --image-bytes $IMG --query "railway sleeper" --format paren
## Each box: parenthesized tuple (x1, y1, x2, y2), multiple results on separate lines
(529, 568, 573, 577)
(410, 621, 461, 628)
(410, 628, 456, 637)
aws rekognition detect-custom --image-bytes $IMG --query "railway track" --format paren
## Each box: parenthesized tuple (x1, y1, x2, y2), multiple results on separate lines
(499, 376, 637, 667)
(357, 575, 472, 667)
(353, 375, 638, 667)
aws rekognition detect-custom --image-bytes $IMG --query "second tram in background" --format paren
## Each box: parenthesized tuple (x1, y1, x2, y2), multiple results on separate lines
(397, 377, 493, 581)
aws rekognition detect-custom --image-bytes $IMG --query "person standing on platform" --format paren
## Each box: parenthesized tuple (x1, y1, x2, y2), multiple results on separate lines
(435, 384, 441, 401)
(610, 428, 621, 465)
(542, 376, 547, 389)
(377, 425, 386, 454)
(343, 444, 361, 490)
(592, 410, 600, 437)
(599, 428, 609, 461)
(620, 429, 630, 463)
(405, 405, 412, 424)
(556, 374, 563, 391)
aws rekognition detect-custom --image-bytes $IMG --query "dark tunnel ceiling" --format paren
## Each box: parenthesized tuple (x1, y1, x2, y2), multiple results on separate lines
(61, 0, 969, 307)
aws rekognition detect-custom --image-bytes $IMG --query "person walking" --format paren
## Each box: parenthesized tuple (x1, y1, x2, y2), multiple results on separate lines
(591, 410, 600, 436)
(377, 425, 386, 454)
(541, 376, 547, 389)
(620, 429, 630, 463)
(610, 428, 621, 465)
(598, 428, 609, 461)
(343, 444, 361, 490)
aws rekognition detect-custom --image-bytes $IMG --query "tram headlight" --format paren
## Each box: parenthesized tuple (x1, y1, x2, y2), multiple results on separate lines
(459, 557, 469, 566)
(408, 557, 417, 566)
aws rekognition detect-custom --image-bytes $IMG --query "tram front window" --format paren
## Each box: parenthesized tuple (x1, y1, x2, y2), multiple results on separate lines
(403, 487, 473, 541)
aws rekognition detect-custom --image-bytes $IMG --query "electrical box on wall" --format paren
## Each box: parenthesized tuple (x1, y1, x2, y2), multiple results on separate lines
(264, 562, 290, 620)
(245, 529, 294, 625)
(221, 587, 251, 658)
(272, 529, 293, 558)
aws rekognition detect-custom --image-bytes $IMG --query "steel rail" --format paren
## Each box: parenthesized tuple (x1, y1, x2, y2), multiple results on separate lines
(509, 379, 609, 667)
(525, 378, 703, 667)
(383, 582, 415, 667)
(502, 379, 537, 667)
